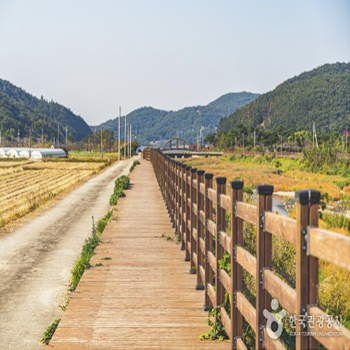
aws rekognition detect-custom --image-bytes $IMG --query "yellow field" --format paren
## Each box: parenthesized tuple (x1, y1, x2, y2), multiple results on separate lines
(0, 160, 108, 229)
(184, 155, 345, 199)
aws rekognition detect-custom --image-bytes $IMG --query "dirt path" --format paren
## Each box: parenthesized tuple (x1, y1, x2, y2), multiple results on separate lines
(0, 158, 135, 350)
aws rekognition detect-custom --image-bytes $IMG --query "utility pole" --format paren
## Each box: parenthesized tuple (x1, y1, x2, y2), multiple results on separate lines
(0, 121, 2, 145)
(129, 124, 132, 158)
(118, 106, 121, 161)
(124, 113, 127, 160)
(42, 128, 44, 146)
(29, 129, 32, 156)
(313, 123, 319, 148)
(57, 125, 60, 147)
(17, 129, 20, 145)
(100, 126, 103, 160)
(65, 126, 68, 145)
(254, 130, 256, 148)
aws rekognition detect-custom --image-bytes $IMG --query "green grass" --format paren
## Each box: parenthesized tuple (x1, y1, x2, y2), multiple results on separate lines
(69, 210, 113, 291)
(41, 318, 61, 345)
(110, 175, 130, 205)
(129, 160, 140, 173)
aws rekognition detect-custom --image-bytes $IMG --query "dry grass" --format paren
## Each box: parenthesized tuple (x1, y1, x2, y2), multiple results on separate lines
(184, 156, 344, 199)
(0, 159, 109, 229)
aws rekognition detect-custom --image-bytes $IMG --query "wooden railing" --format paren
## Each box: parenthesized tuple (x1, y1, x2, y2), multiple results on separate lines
(149, 149, 350, 350)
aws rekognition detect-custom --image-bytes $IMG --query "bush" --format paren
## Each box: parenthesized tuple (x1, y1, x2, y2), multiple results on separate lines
(110, 175, 130, 205)
(129, 160, 140, 173)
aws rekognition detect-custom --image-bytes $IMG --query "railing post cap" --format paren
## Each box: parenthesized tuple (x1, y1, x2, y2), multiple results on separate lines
(256, 184, 274, 195)
(216, 177, 227, 185)
(178, 162, 183, 166)
(185, 166, 192, 171)
(295, 189, 321, 204)
(230, 180, 244, 189)
(197, 169, 205, 176)
(190, 168, 197, 173)
(204, 173, 213, 180)
(181, 164, 187, 169)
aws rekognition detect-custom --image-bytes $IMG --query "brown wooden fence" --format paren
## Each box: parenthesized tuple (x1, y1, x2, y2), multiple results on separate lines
(148, 149, 350, 350)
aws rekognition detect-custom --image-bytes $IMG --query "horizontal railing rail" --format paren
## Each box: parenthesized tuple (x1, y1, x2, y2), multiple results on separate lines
(148, 149, 350, 350)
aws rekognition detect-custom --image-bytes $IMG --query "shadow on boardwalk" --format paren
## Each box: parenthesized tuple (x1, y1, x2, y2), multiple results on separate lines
(49, 160, 229, 350)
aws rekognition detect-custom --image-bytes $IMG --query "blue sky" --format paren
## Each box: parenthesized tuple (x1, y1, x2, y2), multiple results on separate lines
(0, 0, 349, 124)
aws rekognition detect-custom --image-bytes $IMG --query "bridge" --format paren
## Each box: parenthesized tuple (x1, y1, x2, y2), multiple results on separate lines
(50, 150, 350, 350)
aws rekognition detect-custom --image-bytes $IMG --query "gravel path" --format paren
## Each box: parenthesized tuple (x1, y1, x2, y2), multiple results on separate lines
(0, 158, 134, 350)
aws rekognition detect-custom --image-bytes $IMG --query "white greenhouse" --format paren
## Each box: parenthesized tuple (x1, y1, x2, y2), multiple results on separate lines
(0, 147, 67, 159)
(0, 148, 11, 158)
(31, 148, 66, 159)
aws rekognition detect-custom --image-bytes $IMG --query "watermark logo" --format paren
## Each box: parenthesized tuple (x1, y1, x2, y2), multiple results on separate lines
(263, 298, 287, 340)
(263, 298, 343, 339)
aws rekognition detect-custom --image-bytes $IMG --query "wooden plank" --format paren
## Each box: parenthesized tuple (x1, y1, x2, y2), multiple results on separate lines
(236, 291, 257, 333)
(263, 328, 287, 350)
(200, 182, 205, 195)
(263, 269, 297, 315)
(264, 212, 296, 245)
(219, 230, 231, 253)
(309, 227, 350, 272)
(193, 179, 197, 187)
(236, 338, 248, 350)
(192, 202, 197, 214)
(199, 265, 205, 285)
(208, 188, 216, 203)
(220, 194, 231, 211)
(207, 251, 217, 271)
(309, 306, 350, 350)
(192, 227, 198, 241)
(220, 307, 232, 337)
(199, 210, 205, 224)
(193, 252, 198, 267)
(187, 197, 191, 207)
(207, 284, 216, 306)
(199, 237, 205, 256)
(207, 219, 216, 237)
(187, 219, 191, 231)
(51, 160, 230, 350)
(219, 269, 232, 295)
(236, 246, 256, 278)
(236, 202, 257, 225)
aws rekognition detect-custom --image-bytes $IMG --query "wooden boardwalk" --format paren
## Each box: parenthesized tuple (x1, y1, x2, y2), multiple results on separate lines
(50, 160, 229, 350)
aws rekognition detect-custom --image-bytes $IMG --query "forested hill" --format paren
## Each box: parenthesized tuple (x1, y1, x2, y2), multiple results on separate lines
(218, 62, 350, 134)
(0, 79, 91, 142)
(91, 92, 258, 145)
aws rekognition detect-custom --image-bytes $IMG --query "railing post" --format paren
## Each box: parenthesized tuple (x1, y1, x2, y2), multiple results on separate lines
(256, 184, 273, 350)
(172, 160, 176, 228)
(196, 170, 205, 290)
(215, 177, 227, 308)
(295, 189, 320, 350)
(181, 164, 187, 252)
(177, 162, 183, 244)
(230, 180, 244, 344)
(190, 168, 197, 273)
(204, 173, 214, 310)
(185, 166, 192, 262)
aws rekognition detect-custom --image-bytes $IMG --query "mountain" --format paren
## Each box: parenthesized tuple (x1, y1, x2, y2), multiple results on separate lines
(0, 79, 91, 142)
(218, 63, 350, 134)
(91, 92, 259, 145)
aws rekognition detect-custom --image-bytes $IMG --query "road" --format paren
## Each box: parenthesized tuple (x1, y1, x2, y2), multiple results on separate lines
(0, 158, 134, 350)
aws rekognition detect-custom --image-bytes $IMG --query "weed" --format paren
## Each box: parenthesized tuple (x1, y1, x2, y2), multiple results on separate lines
(41, 319, 61, 345)
(95, 262, 103, 267)
(110, 175, 130, 205)
(101, 256, 112, 260)
(129, 160, 140, 173)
